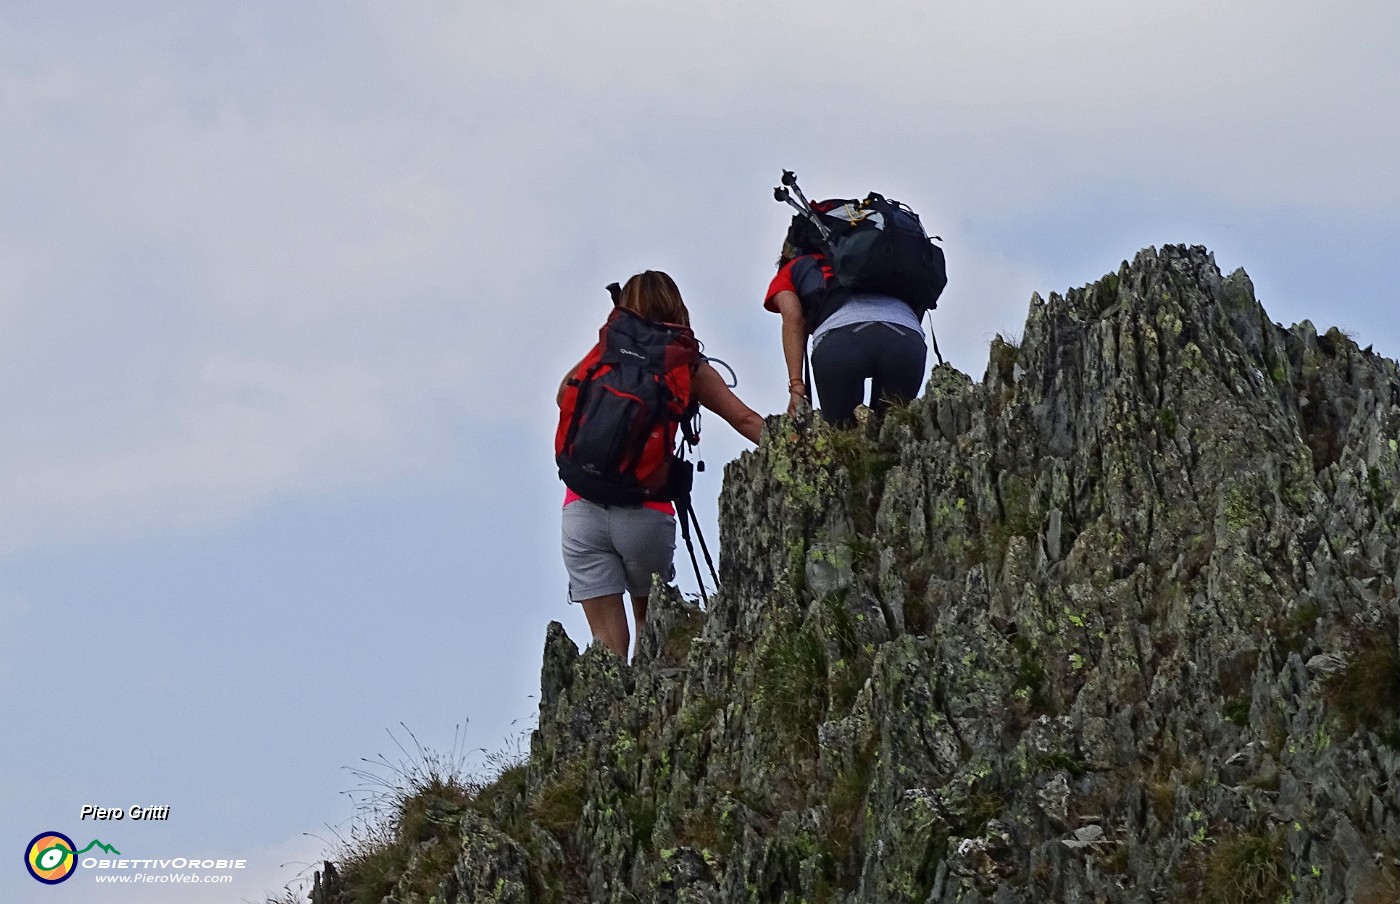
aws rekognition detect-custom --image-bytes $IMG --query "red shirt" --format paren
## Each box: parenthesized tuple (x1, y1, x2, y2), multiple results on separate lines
(764, 254, 833, 312)
(562, 487, 675, 516)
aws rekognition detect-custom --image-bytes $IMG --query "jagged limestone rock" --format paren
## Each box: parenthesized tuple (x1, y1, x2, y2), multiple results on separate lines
(319, 246, 1400, 903)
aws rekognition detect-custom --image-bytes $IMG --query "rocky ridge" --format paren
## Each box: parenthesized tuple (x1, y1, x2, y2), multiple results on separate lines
(313, 245, 1400, 903)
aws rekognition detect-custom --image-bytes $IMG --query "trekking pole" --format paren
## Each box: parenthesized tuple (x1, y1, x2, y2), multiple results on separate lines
(774, 186, 821, 224)
(676, 494, 709, 608)
(672, 437, 714, 607)
(688, 503, 720, 591)
(781, 170, 825, 229)
(773, 170, 832, 244)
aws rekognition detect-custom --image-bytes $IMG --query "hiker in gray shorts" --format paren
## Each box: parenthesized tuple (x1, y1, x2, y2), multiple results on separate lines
(556, 270, 763, 660)
(562, 501, 676, 614)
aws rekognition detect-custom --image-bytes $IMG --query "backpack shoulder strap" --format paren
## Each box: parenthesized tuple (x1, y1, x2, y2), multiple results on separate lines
(794, 254, 850, 334)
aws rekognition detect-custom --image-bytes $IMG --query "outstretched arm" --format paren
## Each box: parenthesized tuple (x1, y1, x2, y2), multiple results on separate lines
(692, 361, 763, 444)
(773, 290, 808, 416)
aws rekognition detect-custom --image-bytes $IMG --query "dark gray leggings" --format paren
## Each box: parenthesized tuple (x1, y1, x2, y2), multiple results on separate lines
(810, 322, 927, 426)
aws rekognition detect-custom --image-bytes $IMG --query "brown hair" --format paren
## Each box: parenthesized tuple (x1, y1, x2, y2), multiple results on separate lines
(618, 270, 690, 326)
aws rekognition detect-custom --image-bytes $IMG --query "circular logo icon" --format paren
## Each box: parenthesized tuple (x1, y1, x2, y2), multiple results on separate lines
(25, 832, 77, 884)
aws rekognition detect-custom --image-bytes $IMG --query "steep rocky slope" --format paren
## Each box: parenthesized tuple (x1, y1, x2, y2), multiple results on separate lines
(313, 245, 1400, 903)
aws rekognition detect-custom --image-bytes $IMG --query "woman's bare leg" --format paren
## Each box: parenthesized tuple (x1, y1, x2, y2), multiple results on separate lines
(630, 594, 648, 659)
(579, 593, 629, 657)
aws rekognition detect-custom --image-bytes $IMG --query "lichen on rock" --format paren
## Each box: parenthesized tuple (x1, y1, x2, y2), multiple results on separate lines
(312, 245, 1400, 904)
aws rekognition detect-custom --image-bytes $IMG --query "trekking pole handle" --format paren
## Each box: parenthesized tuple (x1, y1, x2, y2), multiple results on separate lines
(775, 192, 832, 243)
(784, 181, 831, 242)
(775, 168, 833, 247)
(788, 181, 814, 212)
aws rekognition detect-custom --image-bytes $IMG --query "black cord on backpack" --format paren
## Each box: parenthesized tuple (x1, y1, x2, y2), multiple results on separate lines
(701, 355, 738, 388)
(803, 346, 813, 407)
(924, 310, 945, 366)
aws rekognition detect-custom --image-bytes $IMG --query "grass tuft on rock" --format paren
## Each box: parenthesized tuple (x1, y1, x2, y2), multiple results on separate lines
(1198, 827, 1288, 904)
(313, 725, 530, 904)
(1325, 625, 1400, 744)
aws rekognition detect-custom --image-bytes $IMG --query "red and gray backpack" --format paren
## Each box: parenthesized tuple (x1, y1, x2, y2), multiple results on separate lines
(555, 306, 701, 506)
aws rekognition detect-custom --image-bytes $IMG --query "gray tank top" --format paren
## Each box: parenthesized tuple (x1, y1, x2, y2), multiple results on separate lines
(812, 293, 925, 346)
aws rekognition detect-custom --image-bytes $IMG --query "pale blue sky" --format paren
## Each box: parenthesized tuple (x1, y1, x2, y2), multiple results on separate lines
(4, 1, 1398, 900)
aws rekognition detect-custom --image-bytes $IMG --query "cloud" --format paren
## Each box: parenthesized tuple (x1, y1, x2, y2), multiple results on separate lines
(0, 353, 423, 552)
(0, 588, 31, 679)
(0, 0, 1395, 553)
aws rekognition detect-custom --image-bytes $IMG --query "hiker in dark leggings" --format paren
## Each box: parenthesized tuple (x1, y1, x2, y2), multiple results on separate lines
(765, 243, 928, 426)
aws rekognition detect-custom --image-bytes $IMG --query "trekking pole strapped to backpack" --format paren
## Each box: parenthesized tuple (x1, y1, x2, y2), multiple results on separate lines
(774, 170, 834, 248)
(773, 170, 948, 321)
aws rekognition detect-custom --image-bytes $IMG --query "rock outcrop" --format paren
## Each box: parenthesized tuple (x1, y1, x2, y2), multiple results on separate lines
(313, 245, 1400, 903)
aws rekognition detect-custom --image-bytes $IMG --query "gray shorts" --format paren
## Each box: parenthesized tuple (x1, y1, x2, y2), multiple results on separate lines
(561, 500, 677, 601)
